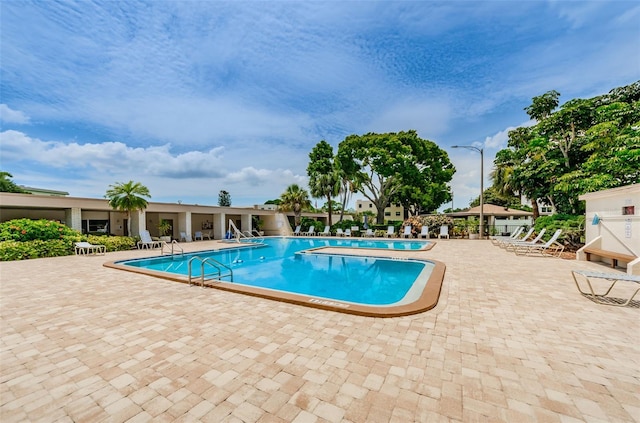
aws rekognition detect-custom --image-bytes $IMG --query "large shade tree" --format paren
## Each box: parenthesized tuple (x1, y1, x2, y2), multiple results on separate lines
(278, 184, 311, 227)
(307, 140, 340, 226)
(493, 81, 640, 216)
(337, 130, 454, 224)
(105, 180, 151, 236)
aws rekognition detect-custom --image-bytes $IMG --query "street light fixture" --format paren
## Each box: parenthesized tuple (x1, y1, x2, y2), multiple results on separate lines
(452, 145, 484, 239)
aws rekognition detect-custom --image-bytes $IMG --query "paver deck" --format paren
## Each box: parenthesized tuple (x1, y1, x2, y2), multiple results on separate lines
(1, 239, 639, 422)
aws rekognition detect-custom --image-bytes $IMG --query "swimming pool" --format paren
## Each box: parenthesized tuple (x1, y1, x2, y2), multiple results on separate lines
(107, 237, 445, 317)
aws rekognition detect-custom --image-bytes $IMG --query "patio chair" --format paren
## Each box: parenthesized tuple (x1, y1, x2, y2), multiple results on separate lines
(194, 231, 203, 241)
(498, 227, 534, 248)
(401, 225, 412, 238)
(363, 228, 375, 237)
(202, 231, 212, 240)
(319, 226, 331, 236)
(504, 228, 546, 251)
(514, 229, 564, 257)
(385, 226, 396, 238)
(293, 225, 302, 236)
(419, 226, 429, 239)
(138, 230, 163, 249)
(180, 232, 193, 242)
(336, 228, 345, 237)
(439, 225, 449, 239)
(571, 270, 640, 307)
(74, 241, 106, 255)
(491, 226, 523, 245)
(344, 229, 352, 237)
(302, 225, 315, 236)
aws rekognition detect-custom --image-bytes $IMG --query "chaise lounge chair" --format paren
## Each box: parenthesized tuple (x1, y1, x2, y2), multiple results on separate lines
(344, 229, 352, 237)
(491, 226, 524, 245)
(293, 225, 302, 236)
(502, 228, 544, 251)
(74, 241, 106, 255)
(363, 228, 375, 237)
(302, 225, 315, 236)
(513, 229, 564, 257)
(439, 225, 449, 239)
(419, 226, 429, 239)
(319, 226, 331, 236)
(572, 270, 640, 307)
(138, 230, 163, 249)
(180, 232, 193, 242)
(401, 225, 412, 238)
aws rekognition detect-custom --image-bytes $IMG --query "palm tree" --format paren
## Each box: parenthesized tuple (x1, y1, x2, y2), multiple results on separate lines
(278, 184, 311, 227)
(105, 181, 151, 236)
(309, 171, 340, 227)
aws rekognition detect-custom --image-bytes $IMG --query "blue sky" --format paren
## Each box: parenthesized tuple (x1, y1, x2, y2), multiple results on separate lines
(1, 1, 638, 210)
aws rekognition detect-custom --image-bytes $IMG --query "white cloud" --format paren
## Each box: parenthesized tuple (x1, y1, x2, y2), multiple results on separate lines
(0, 104, 30, 124)
(483, 120, 535, 150)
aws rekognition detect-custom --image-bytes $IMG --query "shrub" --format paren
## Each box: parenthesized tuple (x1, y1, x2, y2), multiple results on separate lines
(0, 218, 137, 260)
(534, 214, 585, 248)
(0, 218, 78, 241)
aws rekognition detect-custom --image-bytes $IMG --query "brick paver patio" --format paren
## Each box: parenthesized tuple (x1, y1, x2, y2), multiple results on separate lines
(1, 239, 639, 422)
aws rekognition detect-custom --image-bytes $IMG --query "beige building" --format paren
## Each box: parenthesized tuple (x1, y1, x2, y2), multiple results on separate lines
(0, 192, 328, 240)
(355, 200, 404, 222)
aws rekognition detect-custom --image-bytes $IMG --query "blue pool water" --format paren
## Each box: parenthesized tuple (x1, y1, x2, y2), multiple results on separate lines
(119, 237, 434, 306)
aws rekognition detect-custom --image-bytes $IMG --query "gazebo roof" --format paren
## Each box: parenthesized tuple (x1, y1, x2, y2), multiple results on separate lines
(448, 203, 533, 217)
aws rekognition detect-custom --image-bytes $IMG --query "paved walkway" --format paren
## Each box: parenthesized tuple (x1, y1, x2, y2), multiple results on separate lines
(1, 239, 639, 422)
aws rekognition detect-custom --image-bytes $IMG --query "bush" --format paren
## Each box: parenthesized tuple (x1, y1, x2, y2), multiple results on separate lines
(0, 218, 137, 261)
(300, 217, 325, 233)
(0, 218, 78, 241)
(534, 214, 585, 248)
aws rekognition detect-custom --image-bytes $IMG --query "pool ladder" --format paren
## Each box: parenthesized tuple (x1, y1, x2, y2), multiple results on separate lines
(161, 240, 184, 257)
(188, 256, 234, 287)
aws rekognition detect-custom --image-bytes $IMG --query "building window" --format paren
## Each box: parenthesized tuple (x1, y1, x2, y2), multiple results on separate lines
(395, 212, 401, 216)
(623, 206, 635, 215)
(541, 206, 553, 213)
(384, 211, 391, 216)
(369, 204, 372, 208)
(358, 204, 362, 208)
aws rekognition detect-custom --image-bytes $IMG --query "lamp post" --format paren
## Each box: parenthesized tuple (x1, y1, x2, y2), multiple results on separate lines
(452, 145, 484, 239)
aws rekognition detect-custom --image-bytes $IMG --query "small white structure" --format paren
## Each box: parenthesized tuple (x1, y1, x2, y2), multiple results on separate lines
(577, 184, 640, 275)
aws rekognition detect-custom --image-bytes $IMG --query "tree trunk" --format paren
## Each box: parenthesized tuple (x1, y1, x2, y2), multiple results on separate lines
(326, 194, 332, 227)
(376, 208, 385, 224)
(531, 199, 540, 221)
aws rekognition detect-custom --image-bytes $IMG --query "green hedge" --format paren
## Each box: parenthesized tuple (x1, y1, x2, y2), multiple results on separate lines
(0, 219, 136, 261)
(534, 214, 585, 247)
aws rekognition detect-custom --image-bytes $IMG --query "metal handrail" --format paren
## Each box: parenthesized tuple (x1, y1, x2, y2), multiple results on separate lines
(161, 240, 184, 257)
(188, 256, 233, 287)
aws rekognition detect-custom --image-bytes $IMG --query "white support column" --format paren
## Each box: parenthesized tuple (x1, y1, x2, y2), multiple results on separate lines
(65, 207, 82, 232)
(241, 214, 252, 234)
(178, 212, 192, 238)
(213, 213, 226, 239)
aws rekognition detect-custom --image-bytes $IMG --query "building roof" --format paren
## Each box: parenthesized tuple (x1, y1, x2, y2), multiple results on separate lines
(448, 203, 533, 217)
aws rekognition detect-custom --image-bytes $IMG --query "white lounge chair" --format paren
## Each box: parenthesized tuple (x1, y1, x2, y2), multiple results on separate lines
(138, 230, 163, 249)
(572, 270, 640, 307)
(319, 226, 331, 236)
(504, 228, 546, 251)
(419, 226, 429, 239)
(74, 241, 106, 255)
(514, 229, 564, 257)
(303, 225, 315, 236)
(202, 231, 212, 240)
(180, 232, 192, 242)
(293, 225, 302, 236)
(491, 226, 524, 245)
(344, 229, 352, 237)
(363, 228, 375, 237)
(498, 227, 535, 248)
(439, 225, 449, 239)
(401, 225, 412, 238)
(336, 228, 345, 237)
(385, 226, 396, 238)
